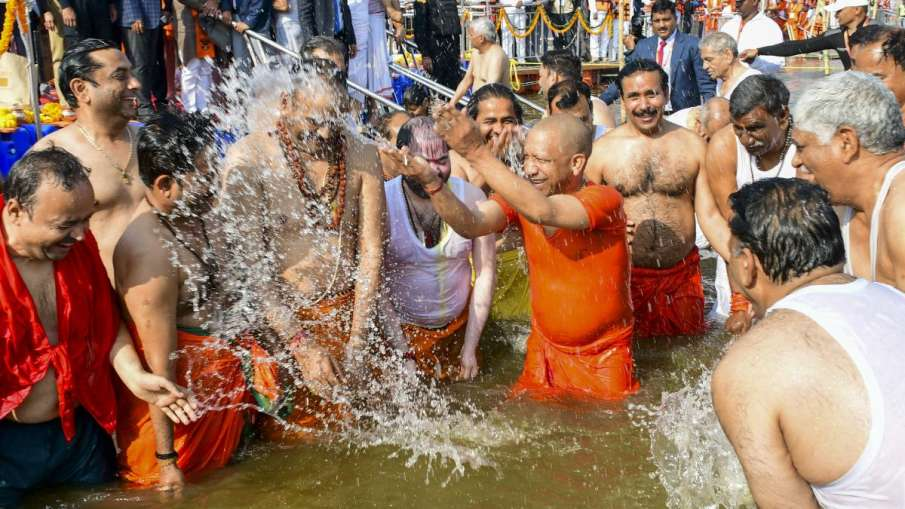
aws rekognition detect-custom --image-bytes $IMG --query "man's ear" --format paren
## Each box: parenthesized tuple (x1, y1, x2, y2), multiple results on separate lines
(834, 126, 861, 165)
(5, 199, 25, 223)
(737, 247, 759, 290)
(571, 153, 588, 177)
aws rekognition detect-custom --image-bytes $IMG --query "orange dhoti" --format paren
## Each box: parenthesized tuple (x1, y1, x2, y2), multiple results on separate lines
(631, 247, 705, 338)
(116, 329, 250, 485)
(402, 307, 469, 381)
(259, 290, 354, 442)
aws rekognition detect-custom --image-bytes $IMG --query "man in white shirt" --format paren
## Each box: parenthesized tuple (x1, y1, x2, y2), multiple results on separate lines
(500, 0, 527, 62)
(720, 0, 784, 73)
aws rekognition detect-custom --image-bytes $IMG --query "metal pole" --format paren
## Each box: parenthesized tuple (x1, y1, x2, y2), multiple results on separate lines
(21, 0, 42, 140)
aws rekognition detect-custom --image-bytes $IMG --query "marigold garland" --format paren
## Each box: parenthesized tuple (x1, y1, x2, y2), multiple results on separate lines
(0, 0, 19, 56)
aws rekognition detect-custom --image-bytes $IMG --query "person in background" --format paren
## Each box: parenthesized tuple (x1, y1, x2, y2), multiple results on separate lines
(697, 96, 730, 141)
(221, 0, 273, 66)
(448, 18, 511, 107)
(739, 0, 870, 70)
(346, 0, 403, 105)
(589, 0, 617, 62)
(539, 49, 616, 128)
(699, 32, 760, 99)
(120, 0, 167, 119)
(547, 79, 608, 140)
(719, 0, 784, 73)
(549, 0, 578, 51)
(412, 0, 462, 90)
(173, 0, 220, 113)
(601, 0, 715, 115)
(403, 83, 431, 117)
(37, 0, 117, 50)
(850, 25, 905, 122)
(377, 110, 411, 180)
(500, 0, 527, 62)
(298, 0, 357, 61)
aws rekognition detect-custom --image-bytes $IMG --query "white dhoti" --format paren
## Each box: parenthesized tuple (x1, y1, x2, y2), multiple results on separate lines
(589, 13, 611, 61)
(180, 57, 214, 113)
(348, 3, 395, 103)
(501, 9, 527, 62)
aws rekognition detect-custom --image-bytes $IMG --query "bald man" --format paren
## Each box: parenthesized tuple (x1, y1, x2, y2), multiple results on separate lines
(699, 97, 730, 141)
(587, 59, 730, 339)
(383, 111, 637, 400)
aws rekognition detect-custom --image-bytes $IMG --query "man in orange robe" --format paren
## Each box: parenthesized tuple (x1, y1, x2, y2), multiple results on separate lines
(113, 112, 248, 489)
(382, 112, 638, 400)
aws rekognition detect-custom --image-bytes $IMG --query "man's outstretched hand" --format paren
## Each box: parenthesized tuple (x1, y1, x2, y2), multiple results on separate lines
(378, 146, 442, 190)
(434, 105, 485, 158)
(129, 372, 199, 425)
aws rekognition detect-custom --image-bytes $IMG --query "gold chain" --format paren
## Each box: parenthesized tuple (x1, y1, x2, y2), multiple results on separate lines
(76, 122, 134, 184)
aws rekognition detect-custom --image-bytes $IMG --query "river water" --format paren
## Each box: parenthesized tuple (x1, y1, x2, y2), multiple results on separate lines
(24, 65, 837, 509)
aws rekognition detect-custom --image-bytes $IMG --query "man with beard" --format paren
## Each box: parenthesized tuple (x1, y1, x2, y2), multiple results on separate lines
(383, 112, 638, 400)
(706, 75, 797, 330)
(713, 178, 905, 508)
(1, 149, 196, 506)
(850, 25, 905, 123)
(113, 113, 250, 490)
(792, 71, 905, 293)
(31, 39, 145, 283)
(699, 32, 761, 99)
(586, 59, 730, 338)
(221, 61, 385, 440)
(381, 117, 496, 381)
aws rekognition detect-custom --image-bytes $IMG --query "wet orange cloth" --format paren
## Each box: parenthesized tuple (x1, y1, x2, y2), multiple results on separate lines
(491, 185, 638, 400)
(259, 290, 354, 442)
(403, 307, 469, 381)
(631, 247, 705, 338)
(116, 329, 249, 485)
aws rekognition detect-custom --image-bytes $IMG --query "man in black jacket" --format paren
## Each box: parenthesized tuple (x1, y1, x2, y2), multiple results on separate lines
(299, 0, 357, 61)
(739, 0, 869, 70)
(413, 0, 462, 90)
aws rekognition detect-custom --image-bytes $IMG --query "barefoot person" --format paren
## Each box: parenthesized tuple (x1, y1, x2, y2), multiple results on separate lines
(587, 59, 730, 338)
(850, 25, 905, 123)
(382, 117, 496, 381)
(113, 113, 250, 489)
(384, 112, 638, 400)
(448, 18, 511, 107)
(221, 62, 385, 439)
(706, 75, 796, 329)
(713, 178, 905, 508)
(0, 149, 196, 507)
(792, 71, 905, 292)
(31, 39, 146, 282)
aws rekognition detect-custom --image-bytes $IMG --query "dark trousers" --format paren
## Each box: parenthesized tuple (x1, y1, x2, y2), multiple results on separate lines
(0, 409, 116, 508)
(61, 0, 115, 47)
(122, 26, 162, 118)
(429, 34, 462, 91)
(550, 11, 574, 51)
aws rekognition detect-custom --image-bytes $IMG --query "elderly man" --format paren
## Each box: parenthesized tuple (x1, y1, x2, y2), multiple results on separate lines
(850, 25, 905, 122)
(698, 97, 730, 141)
(0, 149, 195, 507)
(113, 113, 249, 490)
(587, 59, 730, 338)
(539, 49, 615, 128)
(384, 112, 637, 400)
(382, 117, 496, 381)
(792, 71, 905, 292)
(221, 61, 384, 440)
(713, 177, 905, 508)
(448, 18, 512, 107)
(719, 0, 784, 73)
(32, 39, 146, 283)
(699, 32, 761, 99)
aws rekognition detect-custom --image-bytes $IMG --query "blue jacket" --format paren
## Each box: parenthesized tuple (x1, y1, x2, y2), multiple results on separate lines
(600, 30, 716, 111)
(220, 0, 271, 32)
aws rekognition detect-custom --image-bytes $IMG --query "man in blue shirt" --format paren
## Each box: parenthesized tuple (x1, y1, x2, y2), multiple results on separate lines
(600, 0, 714, 114)
(221, 0, 272, 65)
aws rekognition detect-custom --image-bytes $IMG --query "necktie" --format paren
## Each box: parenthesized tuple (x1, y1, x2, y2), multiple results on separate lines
(657, 39, 667, 66)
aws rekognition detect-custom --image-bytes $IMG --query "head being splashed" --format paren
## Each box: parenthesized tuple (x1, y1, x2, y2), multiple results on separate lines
(396, 116, 451, 198)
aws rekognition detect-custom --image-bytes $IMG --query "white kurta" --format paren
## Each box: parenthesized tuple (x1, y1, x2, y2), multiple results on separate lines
(720, 12, 785, 74)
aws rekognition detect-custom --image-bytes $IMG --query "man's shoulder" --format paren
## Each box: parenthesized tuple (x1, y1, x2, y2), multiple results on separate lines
(113, 212, 169, 269)
(707, 125, 738, 161)
(31, 124, 77, 152)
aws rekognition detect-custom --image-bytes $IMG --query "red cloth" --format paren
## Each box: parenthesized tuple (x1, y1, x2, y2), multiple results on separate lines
(0, 199, 120, 441)
(631, 247, 705, 338)
(492, 185, 638, 400)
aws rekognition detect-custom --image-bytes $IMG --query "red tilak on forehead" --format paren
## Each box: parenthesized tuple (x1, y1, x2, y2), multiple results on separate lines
(410, 131, 449, 160)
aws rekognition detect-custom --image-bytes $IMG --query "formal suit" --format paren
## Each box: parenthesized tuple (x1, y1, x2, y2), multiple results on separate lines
(412, 0, 462, 90)
(299, 0, 357, 56)
(600, 29, 715, 112)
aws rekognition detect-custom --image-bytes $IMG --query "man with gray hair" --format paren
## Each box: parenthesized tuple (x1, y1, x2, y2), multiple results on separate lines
(448, 18, 512, 107)
(699, 32, 761, 100)
(792, 71, 905, 293)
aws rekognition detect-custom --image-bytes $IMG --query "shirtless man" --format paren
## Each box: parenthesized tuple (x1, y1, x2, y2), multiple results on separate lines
(448, 18, 511, 107)
(220, 61, 385, 438)
(547, 79, 609, 141)
(792, 71, 905, 292)
(31, 38, 145, 282)
(455, 83, 525, 189)
(113, 113, 249, 490)
(713, 178, 905, 507)
(538, 49, 616, 129)
(0, 149, 195, 506)
(586, 59, 730, 338)
(699, 32, 761, 99)
(850, 25, 905, 122)
(698, 97, 730, 141)
(377, 110, 411, 180)
(706, 75, 797, 330)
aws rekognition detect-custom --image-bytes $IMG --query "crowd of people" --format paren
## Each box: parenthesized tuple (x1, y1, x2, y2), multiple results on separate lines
(3, 0, 905, 505)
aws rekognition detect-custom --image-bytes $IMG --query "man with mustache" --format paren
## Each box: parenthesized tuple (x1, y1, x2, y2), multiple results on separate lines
(1, 149, 196, 507)
(220, 61, 385, 440)
(384, 111, 637, 400)
(586, 59, 730, 338)
(706, 75, 797, 331)
(31, 38, 146, 283)
(112, 112, 250, 490)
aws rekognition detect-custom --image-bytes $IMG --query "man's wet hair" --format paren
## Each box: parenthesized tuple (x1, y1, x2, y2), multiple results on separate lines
(729, 74, 789, 119)
(302, 35, 347, 62)
(650, 0, 676, 16)
(547, 79, 592, 114)
(729, 178, 845, 284)
(850, 25, 905, 70)
(540, 49, 582, 82)
(59, 38, 116, 108)
(616, 58, 669, 97)
(137, 111, 216, 187)
(377, 111, 410, 140)
(4, 147, 90, 213)
(396, 116, 447, 155)
(403, 84, 430, 110)
(466, 83, 524, 124)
